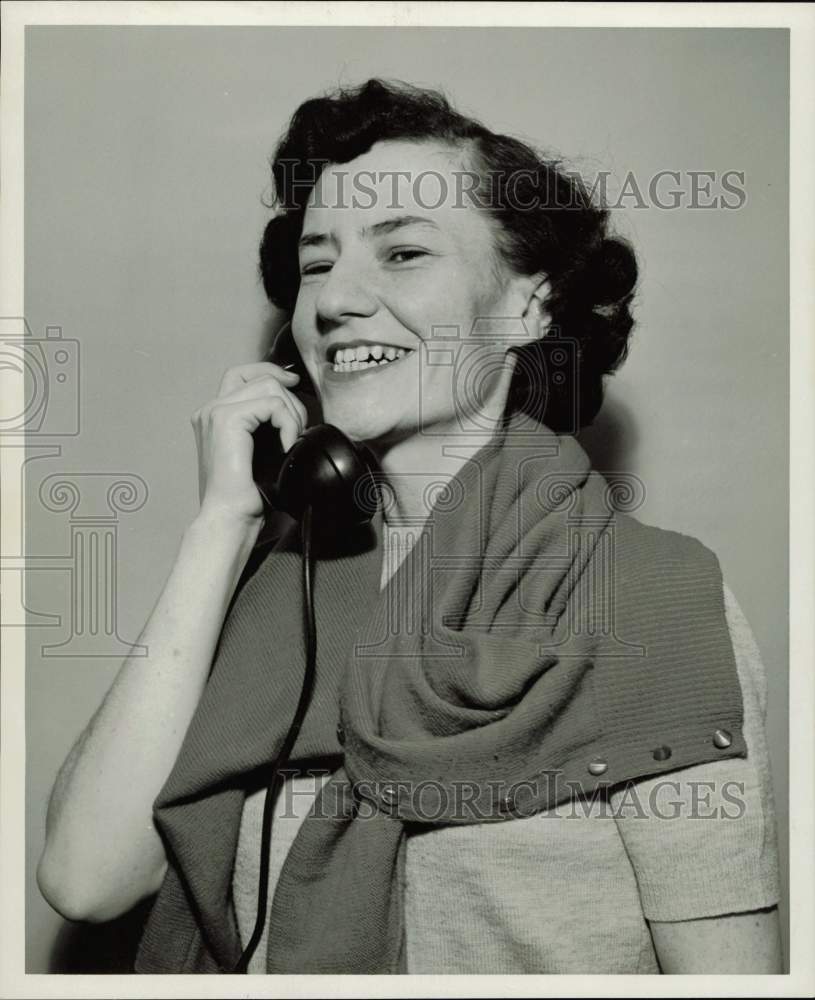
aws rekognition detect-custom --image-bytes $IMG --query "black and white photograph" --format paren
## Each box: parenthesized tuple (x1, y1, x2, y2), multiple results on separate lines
(1, 2, 813, 996)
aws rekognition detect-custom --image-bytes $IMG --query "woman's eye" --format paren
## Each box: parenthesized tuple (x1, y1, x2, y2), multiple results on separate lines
(301, 262, 333, 276)
(388, 248, 429, 264)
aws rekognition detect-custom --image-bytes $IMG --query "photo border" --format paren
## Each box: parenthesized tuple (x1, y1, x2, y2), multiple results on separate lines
(2, 3, 812, 997)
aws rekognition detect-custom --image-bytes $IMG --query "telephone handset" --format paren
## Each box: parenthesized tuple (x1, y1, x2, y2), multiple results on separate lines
(251, 322, 378, 527)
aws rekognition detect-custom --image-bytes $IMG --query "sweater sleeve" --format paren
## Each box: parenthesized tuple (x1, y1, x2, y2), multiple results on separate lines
(610, 582, 781, 922)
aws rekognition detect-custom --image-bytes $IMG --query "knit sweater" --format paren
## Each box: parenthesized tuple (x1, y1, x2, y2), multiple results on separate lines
(135, 424, 751, 973)
(231, 581, 779, 974)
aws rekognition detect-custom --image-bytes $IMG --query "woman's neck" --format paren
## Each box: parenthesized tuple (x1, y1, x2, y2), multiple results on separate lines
(368, 363, 516, 590)
(372, 421, 505, 591)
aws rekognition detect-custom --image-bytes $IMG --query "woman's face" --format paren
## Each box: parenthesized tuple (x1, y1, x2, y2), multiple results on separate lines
(291, 139, 539, 445)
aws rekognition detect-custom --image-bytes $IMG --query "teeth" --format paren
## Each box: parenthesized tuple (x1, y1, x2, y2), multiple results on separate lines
(331, 345, 413, 372)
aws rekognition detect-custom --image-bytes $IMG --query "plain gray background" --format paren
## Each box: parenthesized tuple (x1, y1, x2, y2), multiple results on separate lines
(24, 26, 789, 972)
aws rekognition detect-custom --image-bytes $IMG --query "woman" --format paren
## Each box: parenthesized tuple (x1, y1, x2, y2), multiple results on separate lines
(38, 79, 782, 974)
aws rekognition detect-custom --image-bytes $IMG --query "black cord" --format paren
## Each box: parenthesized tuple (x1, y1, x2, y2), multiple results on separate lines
(232, 504, 317, 973)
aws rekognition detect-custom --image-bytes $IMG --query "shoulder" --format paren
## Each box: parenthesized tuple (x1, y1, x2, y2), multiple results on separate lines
(607, 513, 727, 625)
(612, 511, 721, 570)
(610, 518, 768, 713)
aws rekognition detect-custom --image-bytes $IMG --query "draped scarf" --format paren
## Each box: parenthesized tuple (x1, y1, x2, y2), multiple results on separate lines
(135, 418, 745, 973)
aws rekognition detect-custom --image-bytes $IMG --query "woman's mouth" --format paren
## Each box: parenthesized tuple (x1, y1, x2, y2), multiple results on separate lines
(326, 343, 415, 375)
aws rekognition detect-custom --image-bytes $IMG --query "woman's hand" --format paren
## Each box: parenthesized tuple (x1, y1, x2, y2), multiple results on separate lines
(191, 361, 308, 524)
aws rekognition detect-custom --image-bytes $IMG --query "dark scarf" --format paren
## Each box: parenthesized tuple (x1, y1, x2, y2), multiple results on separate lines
(135, 419, 745, 974)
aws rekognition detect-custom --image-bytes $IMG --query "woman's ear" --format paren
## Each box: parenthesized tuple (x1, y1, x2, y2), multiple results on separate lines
(521, 276, 552, 339)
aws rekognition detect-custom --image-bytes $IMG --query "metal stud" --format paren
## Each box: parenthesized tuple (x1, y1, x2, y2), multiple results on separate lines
(652, 745, 672, 762)
(587, 757, 608, 776)
(713, 728, 732, 749)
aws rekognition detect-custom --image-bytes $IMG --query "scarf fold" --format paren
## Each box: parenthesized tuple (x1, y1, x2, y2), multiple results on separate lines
(136, 419, 745, 974)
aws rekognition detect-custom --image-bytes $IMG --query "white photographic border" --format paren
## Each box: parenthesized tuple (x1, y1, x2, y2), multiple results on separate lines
(1, 3, 812, 997)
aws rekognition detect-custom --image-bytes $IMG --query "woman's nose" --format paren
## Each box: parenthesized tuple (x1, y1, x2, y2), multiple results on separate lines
(315, 258, 378, 325)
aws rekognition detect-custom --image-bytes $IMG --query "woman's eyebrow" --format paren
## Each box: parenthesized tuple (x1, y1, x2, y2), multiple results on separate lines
(298, 231, 334, 251)
(363, 215, 441, 238)
(298, 215, 440, 251)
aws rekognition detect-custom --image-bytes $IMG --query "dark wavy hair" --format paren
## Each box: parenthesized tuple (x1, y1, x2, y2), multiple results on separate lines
(259, 79, 638, 432)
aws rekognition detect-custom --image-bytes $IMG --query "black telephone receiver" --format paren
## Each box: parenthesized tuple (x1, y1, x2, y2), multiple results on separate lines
(251, 322, 378, 527)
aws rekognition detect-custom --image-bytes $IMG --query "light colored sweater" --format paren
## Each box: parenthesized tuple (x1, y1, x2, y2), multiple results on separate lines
(231, 582, 780, 974)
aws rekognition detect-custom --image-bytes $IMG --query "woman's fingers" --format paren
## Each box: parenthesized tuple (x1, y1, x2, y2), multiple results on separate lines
(206, 394, 302, 453)
(191, 369, 311, 522)
(213, 375, 308, 437)
(217, 361, 300, 397)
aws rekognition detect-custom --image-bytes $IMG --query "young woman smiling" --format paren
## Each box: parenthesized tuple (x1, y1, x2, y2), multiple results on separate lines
(38, 79, 782, 976)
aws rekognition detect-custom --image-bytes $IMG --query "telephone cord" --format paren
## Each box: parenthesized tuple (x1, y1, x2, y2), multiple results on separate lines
(232, 504, 316, 973)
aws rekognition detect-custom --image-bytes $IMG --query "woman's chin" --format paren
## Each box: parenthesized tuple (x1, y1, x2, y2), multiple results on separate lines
(319, 408, 399, 446)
